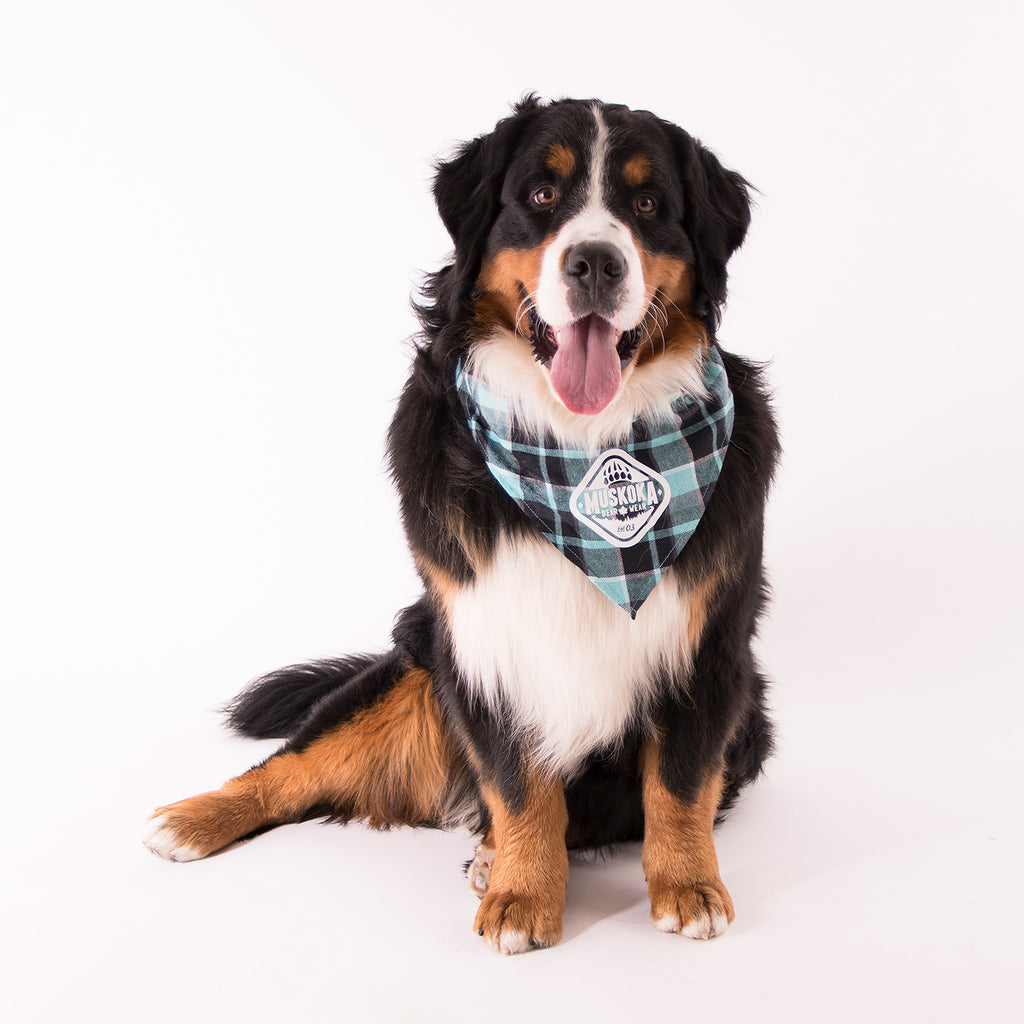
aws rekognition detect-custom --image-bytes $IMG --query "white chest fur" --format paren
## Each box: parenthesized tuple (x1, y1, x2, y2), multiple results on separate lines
(449, 533, 694, 776)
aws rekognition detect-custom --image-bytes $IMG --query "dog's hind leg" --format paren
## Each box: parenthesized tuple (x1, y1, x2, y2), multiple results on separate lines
(143, 666, 461, 861)
(467, 827, 496, 896)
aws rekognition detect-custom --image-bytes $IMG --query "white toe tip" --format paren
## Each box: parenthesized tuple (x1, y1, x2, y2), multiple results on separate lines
(653, 914, 680, 934)
(141, 814, 202, 862)
(681, 913, 730, 940)
(495, 929, 531, 955)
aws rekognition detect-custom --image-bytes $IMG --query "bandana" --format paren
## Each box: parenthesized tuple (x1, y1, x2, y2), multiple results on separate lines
(454, 347, 734, 618)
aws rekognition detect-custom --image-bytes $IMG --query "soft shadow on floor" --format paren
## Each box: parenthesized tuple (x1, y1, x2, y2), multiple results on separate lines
(560, 843, 649, 943)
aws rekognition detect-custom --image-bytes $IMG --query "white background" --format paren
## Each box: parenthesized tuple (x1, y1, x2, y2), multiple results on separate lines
(2, 1, 1022, 1021)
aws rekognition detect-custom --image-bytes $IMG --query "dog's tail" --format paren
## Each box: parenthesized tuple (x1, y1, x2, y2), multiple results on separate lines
(225, 597, 438, 741)
(225, 655, 381, 739)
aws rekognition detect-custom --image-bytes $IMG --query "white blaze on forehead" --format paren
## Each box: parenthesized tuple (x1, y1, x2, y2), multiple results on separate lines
(534, 104, 648, 330)
(588, 100, 610, 209)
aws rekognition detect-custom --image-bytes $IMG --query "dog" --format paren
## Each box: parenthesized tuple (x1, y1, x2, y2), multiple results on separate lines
(143, 96, 779, 954)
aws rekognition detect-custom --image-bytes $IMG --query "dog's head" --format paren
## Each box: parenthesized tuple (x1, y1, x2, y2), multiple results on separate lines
(432, 96, 751, 418)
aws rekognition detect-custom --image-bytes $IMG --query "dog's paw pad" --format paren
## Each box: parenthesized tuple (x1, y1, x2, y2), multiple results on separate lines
(141, 813, 203, 862)
(468, 843, 495, 897)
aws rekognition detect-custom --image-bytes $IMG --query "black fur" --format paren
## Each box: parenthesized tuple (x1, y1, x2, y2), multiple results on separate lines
(226, 98, 779, 849)
(226, 655, 379, 740)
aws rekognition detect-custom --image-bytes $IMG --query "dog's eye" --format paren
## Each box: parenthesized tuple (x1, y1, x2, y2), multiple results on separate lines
(635, 194, 657, 216)
(531, 185, 558, 209)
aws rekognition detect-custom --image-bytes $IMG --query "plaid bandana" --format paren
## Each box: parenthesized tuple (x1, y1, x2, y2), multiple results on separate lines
(454, 347, 734, 618)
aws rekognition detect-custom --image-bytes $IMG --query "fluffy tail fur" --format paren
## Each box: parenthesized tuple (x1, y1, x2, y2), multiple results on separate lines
(225, 655, 380, 739)
(226, 598, 438, 742)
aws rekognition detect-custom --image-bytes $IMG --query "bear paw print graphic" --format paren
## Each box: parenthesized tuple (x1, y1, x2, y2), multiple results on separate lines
(603, 458, 633, 489)
(603, 458, 644, 521)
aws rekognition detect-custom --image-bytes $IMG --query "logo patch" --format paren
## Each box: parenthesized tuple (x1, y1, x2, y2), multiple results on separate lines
(569, 448, 671, 548)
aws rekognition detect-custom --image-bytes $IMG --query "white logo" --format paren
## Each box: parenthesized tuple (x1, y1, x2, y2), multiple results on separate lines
(569, 449, 671, 548)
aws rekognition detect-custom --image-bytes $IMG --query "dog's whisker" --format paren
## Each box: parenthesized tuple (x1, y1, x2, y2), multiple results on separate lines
(514, 296, 533, 337)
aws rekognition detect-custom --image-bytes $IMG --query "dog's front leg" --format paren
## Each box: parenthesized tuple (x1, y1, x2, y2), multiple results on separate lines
(473, 773, 569, 954)
(640, 738, 734, 938)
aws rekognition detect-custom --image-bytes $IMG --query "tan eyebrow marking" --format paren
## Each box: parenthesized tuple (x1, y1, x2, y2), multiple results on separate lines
(544, 143, 576, 178)
(623, 154, 653, 187)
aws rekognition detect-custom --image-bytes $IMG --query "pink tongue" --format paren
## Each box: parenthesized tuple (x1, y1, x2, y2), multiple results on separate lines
(549, 315, 622, 414)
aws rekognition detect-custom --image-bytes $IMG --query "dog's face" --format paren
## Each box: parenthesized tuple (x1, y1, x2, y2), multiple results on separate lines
(434, 98, 751, 417)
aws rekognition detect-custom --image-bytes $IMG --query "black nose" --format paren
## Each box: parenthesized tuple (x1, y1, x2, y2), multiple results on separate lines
(561, 242, 627, 316)
(563, 242, 626, 285)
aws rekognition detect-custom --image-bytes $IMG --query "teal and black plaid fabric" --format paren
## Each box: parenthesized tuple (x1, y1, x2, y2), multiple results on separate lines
(454, 347, 734, 618)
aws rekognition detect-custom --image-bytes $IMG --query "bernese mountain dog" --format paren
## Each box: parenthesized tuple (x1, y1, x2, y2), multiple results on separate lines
(143, 96, 779, 955)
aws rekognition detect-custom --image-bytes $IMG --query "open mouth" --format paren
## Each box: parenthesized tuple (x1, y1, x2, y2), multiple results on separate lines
(525, 299, 651, 415)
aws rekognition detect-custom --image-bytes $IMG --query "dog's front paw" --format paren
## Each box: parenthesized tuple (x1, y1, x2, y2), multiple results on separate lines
(649, 878, 735, 939)
(473, 888, 564, 954)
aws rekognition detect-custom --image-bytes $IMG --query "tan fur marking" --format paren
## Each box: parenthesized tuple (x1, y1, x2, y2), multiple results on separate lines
(473, 773, 569, 952)
(685, 572, 720, 654)
(641, 741, 734, 936)
(292, 667, 453, 827)
(415, 508, 488, 587)
(639, 251, 692, 306)
(623, 153, 653, 187)
(476, 245, 548, 335)
(150, 669, 456, 856)
(416, 556, 462, 619)
(471, 290, 518, 335)
(544, 142, 575, 178)
(148, 781, 268, 859)
(632, 254, 707, 367)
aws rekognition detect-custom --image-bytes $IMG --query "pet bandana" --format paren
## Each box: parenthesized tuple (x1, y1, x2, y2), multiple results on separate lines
(454, 347, 734, 618)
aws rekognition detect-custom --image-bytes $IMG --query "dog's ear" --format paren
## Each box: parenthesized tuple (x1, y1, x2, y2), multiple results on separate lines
(432, 99, 540, 313)
(432, 134, 502, 258)
(666, 126, 752, 331)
